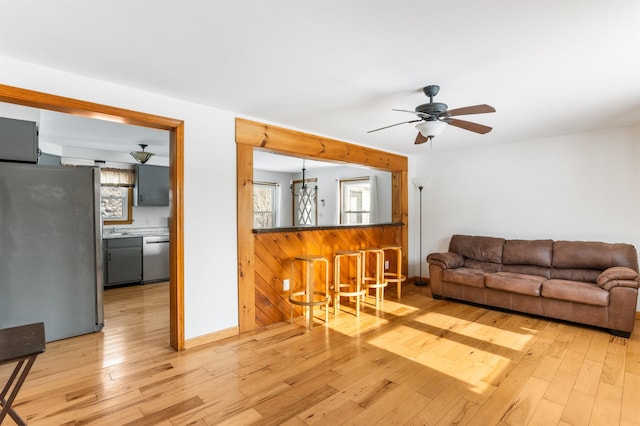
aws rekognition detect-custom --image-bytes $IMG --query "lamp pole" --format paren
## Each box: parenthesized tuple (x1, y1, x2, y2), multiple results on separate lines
(414, 184, 428, 286)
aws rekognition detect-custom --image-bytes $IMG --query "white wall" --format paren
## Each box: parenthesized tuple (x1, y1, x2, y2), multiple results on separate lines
(412, 125, 640, 309)
(1, 57, 239, 339)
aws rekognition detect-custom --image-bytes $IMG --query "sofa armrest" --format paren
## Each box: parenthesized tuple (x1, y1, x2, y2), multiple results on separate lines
(597, 266, 639, 289)
(427, 252, 464, 270)
(600, 279, 640, 291)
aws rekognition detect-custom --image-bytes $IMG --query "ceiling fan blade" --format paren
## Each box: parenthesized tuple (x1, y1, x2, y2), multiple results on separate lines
(392, 108, 431, 119)
(414, 133, 429, 144)
(444, 118, 492, 134)
(445, 104, 496, 117)
(367, 119, 421, 133)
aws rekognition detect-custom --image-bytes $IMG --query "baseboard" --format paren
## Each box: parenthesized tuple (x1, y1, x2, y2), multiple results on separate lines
(184, 326, 239, 349)
(636, 311, 640, 320)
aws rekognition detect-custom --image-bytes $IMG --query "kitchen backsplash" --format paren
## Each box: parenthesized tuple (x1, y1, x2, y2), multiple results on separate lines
(109, 205, 169, 230)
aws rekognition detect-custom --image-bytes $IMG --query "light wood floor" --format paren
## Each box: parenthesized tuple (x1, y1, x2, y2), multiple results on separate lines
(2, 282, 639, 425)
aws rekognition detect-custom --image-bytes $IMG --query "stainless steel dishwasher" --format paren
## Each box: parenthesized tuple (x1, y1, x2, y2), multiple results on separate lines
(143, 235, 170, 283)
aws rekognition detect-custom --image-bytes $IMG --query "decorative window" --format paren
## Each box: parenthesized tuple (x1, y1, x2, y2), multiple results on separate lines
(100, 168, 134, 225)
(340, 177, 371, 225)
(291, 178, 317, 226)
(253, 181, 277, 228)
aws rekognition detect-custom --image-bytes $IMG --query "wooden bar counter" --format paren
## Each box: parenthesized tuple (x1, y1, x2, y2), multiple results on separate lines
(252, 223, 404, 327)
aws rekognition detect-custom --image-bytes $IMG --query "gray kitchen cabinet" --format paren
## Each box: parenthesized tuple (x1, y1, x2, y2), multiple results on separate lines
(135, 164, 169, 206)
(104, 237, 142, 286)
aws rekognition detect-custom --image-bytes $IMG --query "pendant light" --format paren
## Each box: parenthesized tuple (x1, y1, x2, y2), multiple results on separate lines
(130, 144, 155, 164)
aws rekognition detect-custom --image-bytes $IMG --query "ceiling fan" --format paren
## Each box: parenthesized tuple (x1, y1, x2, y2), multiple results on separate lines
(368, 85, 496, 144)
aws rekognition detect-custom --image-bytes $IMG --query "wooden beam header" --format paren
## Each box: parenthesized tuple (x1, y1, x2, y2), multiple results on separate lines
(235, 118, 407, 172)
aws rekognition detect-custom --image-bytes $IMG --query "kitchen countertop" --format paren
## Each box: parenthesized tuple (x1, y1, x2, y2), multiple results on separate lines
(102, 227, 169, 239)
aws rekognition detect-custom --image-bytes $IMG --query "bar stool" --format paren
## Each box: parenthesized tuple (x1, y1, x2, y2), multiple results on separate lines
(333, 250, 365, 316)
(360, 247, 387, 307)
(382, 245, 407, 299)
(289, 255, 330, 329)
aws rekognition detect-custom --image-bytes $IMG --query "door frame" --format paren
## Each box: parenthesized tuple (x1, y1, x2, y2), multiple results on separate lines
(0, 84, 185, 350)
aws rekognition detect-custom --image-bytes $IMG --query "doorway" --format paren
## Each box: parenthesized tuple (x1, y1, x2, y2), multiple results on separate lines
(0, 84, 186, 350)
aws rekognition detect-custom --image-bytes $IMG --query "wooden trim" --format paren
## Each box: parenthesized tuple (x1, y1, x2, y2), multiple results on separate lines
(636, 311, 640, 320)
(184, 326, 239, 350)
(0, 84, 181, 130)
(169, 122, 185, 350)
(237, 143, 256, 332)
(236, 118, 409, 332)
(235, 118, 407, 171)
(104, 187, 134, 225)
(0, 84, 185, 351)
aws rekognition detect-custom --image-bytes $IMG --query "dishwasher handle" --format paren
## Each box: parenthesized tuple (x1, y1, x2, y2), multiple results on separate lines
(145, 239, 170, 244)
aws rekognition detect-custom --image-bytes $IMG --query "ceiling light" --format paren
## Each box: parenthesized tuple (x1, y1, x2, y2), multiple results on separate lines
(290, 159, 317, 199)
(415, 120, 447, 141)
(130, 144, 154, 164)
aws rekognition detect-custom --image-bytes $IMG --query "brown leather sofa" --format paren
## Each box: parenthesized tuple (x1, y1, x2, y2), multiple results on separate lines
(427, 235, 640, 337)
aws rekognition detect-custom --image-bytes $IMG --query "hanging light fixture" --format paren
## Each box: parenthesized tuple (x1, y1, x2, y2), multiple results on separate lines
(290, 159, 318, 199)
(130, 144, 155, 164)
(415, 119, 447, 142)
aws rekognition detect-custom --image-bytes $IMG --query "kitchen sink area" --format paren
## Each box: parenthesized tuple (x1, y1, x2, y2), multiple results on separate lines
(103, 227, 170, 287)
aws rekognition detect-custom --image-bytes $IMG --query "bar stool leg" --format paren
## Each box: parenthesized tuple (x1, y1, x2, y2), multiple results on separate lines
(289, 255, 330, 330)
(382, 245, 406, 299)
(360, 248, 387, 308)
(333, 251, 364, 317)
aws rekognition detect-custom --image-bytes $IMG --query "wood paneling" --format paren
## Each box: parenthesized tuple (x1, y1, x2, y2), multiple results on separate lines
(254, 225, 403, 326)
(236, 118, 409, 332)
(0, 84, 185, 351)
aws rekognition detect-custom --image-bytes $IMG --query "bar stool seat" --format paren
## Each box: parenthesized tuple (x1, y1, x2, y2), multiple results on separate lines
(289, 255, 330, 329)
(382, 245, 407, 299)
(333, 250, 366, 316)
(1, 322, 45, 426)
(360, 247, 387, 307)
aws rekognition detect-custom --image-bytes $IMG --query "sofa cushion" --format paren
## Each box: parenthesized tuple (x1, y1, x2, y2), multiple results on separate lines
(541, 279, 609, 306)
(463, 259, 502, 273)
(443, 268, 488, 288)
(553, 241, 639, 271)
(503, 239, 553, 267)
(502, 264, 551, 278)
(485, 272, 545, 296)
(449, 234, 505, 263)
(550, 268, 600, 283)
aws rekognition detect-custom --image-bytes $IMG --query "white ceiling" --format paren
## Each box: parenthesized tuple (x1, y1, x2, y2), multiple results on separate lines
(1, 1, 639, 157)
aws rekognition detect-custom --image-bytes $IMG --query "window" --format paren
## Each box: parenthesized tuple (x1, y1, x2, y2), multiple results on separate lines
(253, 182, 277, 228)
(340, 177, 371, 225)
(291, 178, 317, 226)
(100, 168, 134, 225)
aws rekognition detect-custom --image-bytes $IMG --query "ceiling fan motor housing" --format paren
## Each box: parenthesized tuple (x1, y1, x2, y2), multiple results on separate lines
(415, 102, 448, 117)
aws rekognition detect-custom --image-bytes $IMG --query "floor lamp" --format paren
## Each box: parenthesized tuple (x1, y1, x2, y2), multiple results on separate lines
(414, 182, 428, 286)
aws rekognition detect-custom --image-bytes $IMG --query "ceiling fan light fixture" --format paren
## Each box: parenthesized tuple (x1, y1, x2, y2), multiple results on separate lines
(415, 120, 447, 140)
(130, 143, 155, 164)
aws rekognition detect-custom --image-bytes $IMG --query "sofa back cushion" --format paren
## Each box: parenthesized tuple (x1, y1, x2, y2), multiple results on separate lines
(449, 235, 505, 263)
(503, 239, 553, 266)
(552, 241, 639, 271)
(501, 239, 553, 278)
(551, 241, 639, 283)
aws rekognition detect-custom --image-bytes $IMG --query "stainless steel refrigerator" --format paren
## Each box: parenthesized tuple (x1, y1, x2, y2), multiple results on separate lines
(0, 162, 104, 342)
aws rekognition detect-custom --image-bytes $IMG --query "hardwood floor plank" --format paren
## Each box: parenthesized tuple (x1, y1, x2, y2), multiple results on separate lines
(527, 398, 564, 426)
(2, 282, 639, 425)
(561, 389, 594, 425)
(621, 371, 640, 424)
